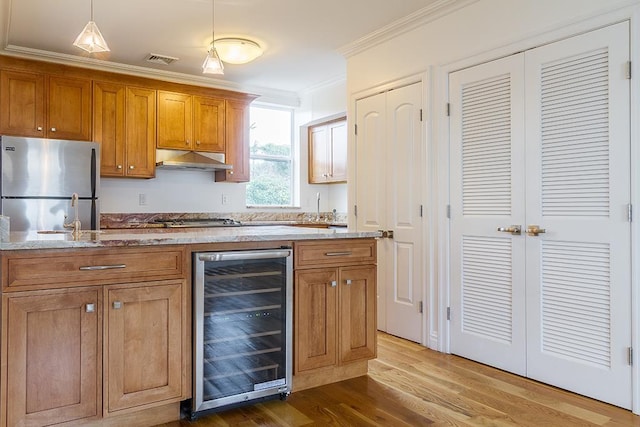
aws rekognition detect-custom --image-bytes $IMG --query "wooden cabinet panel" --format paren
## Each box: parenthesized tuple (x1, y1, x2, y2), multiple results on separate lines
(125, 87, 156, 178)
(105, 281, 184, 413)
(216, 99, 251, 182)
(94, 81, 126, 177)
(193, 95, 225, 152)
(294, 239, 376, 268)
(4, 288, 101, 426)
(47, 76, 92, 141)
(157, 91, 192, 150)
(4, 247, 185, 290)
(338, 265, 377, 363)
(309, 125, 329, 183)
(328, 120, 347, 182)
(0, 70, 45, 137)
(294, 269, 338, 372)
(308, 117, 347, 184)
(94, 83, 156, 178)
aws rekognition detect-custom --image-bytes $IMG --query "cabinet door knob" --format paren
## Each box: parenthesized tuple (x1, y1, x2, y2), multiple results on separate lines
(50, 127, 56, 132)
(196, 140, 201, 145)
(186, 140, 190, 145)
(117, 165, 123, 170)
(346, 279, 352, 285)
(229, 171, 234, 175)
(86, 303, 95, 313)
(330, 280, 337, 287)
(37, 126, 43, 131)
(113, 301, 122, 309)
(129, 165, 135, 170)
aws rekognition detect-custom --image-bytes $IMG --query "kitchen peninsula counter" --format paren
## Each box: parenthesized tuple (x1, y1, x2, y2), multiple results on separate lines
(0, 227, 378, 426)
(0, 225, 379, 251)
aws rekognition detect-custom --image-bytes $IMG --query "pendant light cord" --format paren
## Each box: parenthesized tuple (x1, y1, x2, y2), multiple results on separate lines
(90, 0, 94, 21)
(211, 0, 215, 49)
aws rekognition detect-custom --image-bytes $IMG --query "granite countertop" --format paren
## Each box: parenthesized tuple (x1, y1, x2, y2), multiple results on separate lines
(0, 225, 380, 251)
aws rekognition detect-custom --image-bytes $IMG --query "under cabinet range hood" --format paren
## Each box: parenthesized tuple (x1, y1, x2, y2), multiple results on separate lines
(155, 151, 233, 171)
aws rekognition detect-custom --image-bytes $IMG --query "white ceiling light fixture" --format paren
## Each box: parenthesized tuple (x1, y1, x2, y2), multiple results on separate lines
(214, 38, 263, 65)
(202, 0, 224, 75)
(73, 0, 110, 53)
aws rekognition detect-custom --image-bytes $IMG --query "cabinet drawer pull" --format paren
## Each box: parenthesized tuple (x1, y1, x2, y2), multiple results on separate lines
(324, 251, 352, 257)
(113, 301, 122, 309)
(79, 264, 126, 271)
(86, 303, 95, 313)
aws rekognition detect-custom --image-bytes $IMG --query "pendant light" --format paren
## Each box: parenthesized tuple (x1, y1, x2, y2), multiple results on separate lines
(73, 0, 110, 53)
(202, 0, 224, 75)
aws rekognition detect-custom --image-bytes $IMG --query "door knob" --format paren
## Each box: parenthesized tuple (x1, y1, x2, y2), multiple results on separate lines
(497, 225, 522, 235)
(526, 225, 546, 236)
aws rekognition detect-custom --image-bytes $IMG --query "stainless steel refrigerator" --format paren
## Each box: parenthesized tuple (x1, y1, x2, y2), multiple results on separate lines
(0, 136, 100, 232)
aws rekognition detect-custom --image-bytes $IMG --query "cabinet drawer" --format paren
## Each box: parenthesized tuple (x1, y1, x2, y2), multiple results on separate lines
(294, 239, 376, 268)
(4, 247, 186, 290)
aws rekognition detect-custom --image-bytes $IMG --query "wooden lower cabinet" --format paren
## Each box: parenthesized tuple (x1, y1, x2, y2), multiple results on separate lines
(295, 266, 376, 369)
(105, 280, 184, 413)
(0, 247, 189, 427)
(3, 287, 102, 426)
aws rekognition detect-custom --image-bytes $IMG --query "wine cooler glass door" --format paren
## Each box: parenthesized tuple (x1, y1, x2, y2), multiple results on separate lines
(193, 249, 293, 413)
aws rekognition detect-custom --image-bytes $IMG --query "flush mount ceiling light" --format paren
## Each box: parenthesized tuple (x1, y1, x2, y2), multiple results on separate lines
(213, 38, 263, 65)
(73, 0, 110, 53)
(202, 0, 224, 75)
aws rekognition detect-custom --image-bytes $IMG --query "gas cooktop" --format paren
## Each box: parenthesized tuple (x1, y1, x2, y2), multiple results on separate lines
(153, 218, 242, 228)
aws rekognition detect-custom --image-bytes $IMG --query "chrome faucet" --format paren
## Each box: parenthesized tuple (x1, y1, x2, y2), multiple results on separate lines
(63, 193, 81, 236)
(316, 192, 321, 222)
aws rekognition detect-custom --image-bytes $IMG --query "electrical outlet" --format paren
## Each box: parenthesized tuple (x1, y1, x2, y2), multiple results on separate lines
(138, 193, 147, 206)
(221, 194, 228, 205)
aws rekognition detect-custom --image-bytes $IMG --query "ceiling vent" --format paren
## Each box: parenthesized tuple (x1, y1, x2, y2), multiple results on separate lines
(145, 53, 179, 65)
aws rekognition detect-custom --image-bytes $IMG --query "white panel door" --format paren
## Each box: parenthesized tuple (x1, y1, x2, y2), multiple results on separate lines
(524, 21, 631, 409)
(355, 92, 388, 330)
(449, 54, 527, 375)
(355, 82, 423, 342)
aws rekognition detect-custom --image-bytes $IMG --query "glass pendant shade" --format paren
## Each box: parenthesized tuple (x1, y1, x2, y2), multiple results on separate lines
(73, 20, 110, 53)
(202, 47, 224, 74)
(215, 38, 262, 64)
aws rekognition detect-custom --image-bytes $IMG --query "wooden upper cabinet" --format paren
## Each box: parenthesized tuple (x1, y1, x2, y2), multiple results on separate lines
(93, 81, 125, 177)
(157, 91, 226, 153)
(157, 91, 192, 150)
(193, 95, 225, 152)
(0, 70, 45, 137)
(4, 288, 101, 426)
(94, 83, 155, 178)
(47, 76, 92, 141)
(125, 87, 156, 178)
(308, 117, 347, 184)
(105, 280, 184, 413)
(216, 99, 251, 182)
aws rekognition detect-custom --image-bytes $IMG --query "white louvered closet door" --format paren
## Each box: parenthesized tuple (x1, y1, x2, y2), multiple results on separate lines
(524, 21, 631, 409)
(449, 54, 527, 375)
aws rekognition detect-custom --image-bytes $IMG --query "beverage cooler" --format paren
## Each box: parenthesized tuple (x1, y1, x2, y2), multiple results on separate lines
(191, 248, 293, 416)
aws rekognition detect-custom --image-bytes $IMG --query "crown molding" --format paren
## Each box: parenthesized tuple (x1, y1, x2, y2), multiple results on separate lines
(1, 44, 300, 107)
(300, 74, 346, 96)
(338, 0, 479, 58)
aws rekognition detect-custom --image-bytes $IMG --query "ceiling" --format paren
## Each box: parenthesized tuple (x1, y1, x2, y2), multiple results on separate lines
(0, 0, 440, 102)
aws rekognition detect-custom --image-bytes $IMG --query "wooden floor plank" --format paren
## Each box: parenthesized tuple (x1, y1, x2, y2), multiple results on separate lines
(161, 332, 640, 426)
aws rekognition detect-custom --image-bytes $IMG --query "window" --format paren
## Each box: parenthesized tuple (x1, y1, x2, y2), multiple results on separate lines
(246, 106, 294, 207)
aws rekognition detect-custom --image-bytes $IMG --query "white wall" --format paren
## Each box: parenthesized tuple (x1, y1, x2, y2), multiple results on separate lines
(101, 80, 349, 214)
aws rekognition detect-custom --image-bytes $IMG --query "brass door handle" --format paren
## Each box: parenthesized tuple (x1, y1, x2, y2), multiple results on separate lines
(377, 230, 394, 239)
(497, 225, 521, 235)
(526, 225, 546, 236)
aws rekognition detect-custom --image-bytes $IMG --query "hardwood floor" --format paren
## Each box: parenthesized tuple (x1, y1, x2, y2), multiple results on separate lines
(159, 332, 640, 426)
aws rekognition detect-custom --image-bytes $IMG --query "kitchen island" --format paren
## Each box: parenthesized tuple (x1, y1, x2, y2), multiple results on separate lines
(0, 226, 379, 427)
